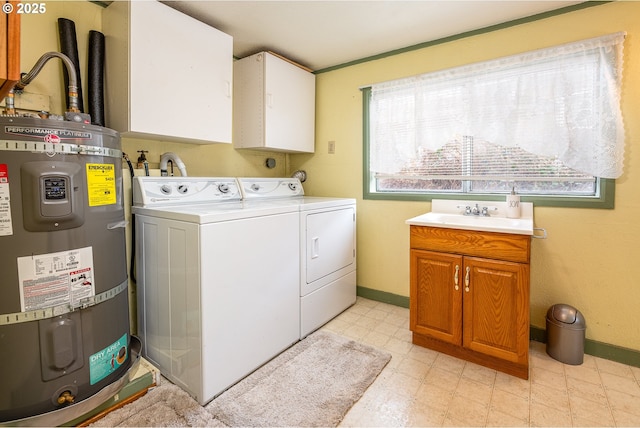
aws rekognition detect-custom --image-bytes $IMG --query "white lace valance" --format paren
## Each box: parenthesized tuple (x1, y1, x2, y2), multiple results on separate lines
(370, 32, 626, 179)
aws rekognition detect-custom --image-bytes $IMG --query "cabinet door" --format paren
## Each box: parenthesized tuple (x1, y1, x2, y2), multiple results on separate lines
(130, 1, 232, 143)
(410, 249, 463, 345)
(462, 257, 529, 365)
(264, 53, 315, 152)
(104, 0, 232, 144)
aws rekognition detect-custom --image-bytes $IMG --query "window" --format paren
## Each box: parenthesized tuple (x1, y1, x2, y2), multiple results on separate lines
(363, 33, 625, 208)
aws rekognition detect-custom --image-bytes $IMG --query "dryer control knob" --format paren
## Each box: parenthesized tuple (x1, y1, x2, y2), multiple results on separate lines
(218, 183, 230, 193)
(288, 183, 298, 191)
(160, 184, 172, 195)
(177, 184, 189, 194)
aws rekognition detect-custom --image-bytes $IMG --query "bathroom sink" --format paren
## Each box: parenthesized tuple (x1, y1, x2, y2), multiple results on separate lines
(406, 200, 534, 235)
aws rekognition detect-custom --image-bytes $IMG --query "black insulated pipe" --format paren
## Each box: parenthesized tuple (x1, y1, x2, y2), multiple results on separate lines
(88, 30, 105, 126)
(58, 18, 84, 112)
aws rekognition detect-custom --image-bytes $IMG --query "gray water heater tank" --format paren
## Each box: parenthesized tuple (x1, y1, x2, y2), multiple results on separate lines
(0, 116, 134, 424)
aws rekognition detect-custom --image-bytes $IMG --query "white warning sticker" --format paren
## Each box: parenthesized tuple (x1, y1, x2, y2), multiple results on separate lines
(17, 246, 96, 312)
(0, 163, 12, 236)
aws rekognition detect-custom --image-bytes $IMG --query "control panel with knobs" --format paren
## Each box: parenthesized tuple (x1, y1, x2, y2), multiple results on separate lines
(132, 177, 242, 207)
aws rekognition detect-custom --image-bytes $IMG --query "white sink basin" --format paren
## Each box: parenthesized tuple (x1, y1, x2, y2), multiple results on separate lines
(406, 200, 534, 235)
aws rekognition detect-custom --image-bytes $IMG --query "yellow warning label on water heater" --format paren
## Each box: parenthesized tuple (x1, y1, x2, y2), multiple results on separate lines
(86, 164, 116, 207)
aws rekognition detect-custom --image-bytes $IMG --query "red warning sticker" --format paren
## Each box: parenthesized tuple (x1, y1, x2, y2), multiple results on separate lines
(0, 163, 12, 236)
(0, 163, 8, 183)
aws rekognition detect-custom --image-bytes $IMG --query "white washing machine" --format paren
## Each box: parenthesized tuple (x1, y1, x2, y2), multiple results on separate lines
(132, 177, 300, 405)
(238, 178, 357, 338)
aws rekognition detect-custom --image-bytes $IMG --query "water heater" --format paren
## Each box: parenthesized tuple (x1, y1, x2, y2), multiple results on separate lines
(0, 115, 137, 425)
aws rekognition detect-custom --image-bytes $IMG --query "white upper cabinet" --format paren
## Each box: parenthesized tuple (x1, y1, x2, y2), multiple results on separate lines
(102, 1, 233, 144)
(234, 52, 316, 153)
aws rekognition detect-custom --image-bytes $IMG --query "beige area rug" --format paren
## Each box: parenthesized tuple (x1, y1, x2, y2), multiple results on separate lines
(90, 331, 391, 427)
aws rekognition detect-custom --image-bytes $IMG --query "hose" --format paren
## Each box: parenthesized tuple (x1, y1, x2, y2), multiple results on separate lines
(14, 51, 81, 112)
(159, 152, 187, 176)
(123, 152, 137, 284)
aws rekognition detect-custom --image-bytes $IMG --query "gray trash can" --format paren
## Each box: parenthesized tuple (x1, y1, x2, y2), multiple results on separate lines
(546, 304, 586, 365)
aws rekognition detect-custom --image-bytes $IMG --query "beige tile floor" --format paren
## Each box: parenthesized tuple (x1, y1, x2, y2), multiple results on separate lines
(322, 297, 640, 427)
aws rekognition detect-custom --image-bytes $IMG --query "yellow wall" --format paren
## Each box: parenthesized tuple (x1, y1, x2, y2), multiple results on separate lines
(291, 1, 640, 351)
(20, 1, 640, 351)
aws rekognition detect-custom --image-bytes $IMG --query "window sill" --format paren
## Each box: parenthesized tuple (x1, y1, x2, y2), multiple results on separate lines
(363, 179, 614, 209)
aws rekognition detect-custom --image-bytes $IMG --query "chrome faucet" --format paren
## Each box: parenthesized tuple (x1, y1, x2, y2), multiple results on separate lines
(464, 204, 492, 217)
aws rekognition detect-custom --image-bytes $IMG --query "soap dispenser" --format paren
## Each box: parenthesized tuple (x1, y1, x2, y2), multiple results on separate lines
(506, 187, 521, 218)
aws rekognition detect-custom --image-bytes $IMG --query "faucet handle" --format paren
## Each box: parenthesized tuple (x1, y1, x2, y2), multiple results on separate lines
(457, 205, 473, 215)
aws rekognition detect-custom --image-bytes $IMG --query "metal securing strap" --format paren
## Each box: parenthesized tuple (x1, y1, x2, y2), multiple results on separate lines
(0, 139, 122, 159)
(0, 280, 128, 326)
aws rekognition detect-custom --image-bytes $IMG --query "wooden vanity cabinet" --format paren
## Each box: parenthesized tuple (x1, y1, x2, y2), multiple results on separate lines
(410, 226, 530, 379)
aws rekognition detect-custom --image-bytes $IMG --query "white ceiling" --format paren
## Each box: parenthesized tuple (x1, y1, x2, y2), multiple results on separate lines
(163, 1, 585, 71)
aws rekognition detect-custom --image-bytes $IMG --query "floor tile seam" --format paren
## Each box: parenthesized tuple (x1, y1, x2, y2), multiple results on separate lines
(487, 400, 530, 426)
(451, 387, 492, 410)
(599, 369, 640, 387)
(601, 382, 640, 399)
(532, 366, 571, 421)
(568, 393, 617, 428)
(485, 406, 530, 427)
(398, 353, 435, 381)
(412, 383, 454, 421)
(564, 370, 607, 387)
(459, 371, 497, 389)
(594, 362, 639, 424)
(563, 368, 602, 428)
(438, 363, 466, 427)
(566, 381, 615, 410)
(413, 366, 452, 414)
(610, 407, 640, 427)
(479, 374, 495, 428)
(603, 388, 640, 419)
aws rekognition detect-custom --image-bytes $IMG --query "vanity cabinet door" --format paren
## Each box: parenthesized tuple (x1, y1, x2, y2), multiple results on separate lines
(410, 249, 463, 346)
(462, 256, 529, 365)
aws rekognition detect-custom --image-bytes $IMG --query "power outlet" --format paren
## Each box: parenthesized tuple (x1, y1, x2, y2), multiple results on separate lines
(328, 140, 336, 154)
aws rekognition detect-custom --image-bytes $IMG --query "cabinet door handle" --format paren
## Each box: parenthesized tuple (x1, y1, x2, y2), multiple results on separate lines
(454, 265, 460, 291)
(464, 266, 470, 292)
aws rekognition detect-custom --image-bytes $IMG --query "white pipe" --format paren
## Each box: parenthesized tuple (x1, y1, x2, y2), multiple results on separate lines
(159, 152, 187, 176)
